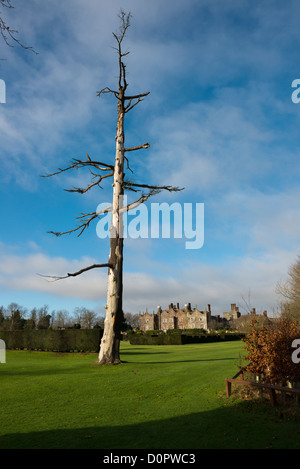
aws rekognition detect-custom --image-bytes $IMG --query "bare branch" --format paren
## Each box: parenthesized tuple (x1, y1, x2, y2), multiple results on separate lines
(73, 157, 114, 171)
(41, 153, 114, 178)
(38, 263, 112, 282)
(124, 155, 133, 173)
(64, 171, 114, 194)
(124, 143, 150, 152)
(120, 189, 158, 213)
(124, 180, 184, 193)
(0, 1, 38, 54)
(124, 92, 150, 100)
(96, 86, 119, 99)
(111, 45, 130, 58)
(125, 97, 145, 113)
(113, 9, 131, 44)
(49, 204, 112, 238)
(110, 10, 131, 93)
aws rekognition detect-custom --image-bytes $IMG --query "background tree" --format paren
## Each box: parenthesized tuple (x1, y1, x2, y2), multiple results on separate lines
(54, 309, 70, 329)
(94, 316, 105, 330)
(124, 312, 140, 330)
(22, 307, 37, 330)
(36, 305, 51, 330)
(27, 307, 37, 330)
(7, 302, 27, 330)
(276, 255, 300, 322)
(42, 11, 182, 365)
(73, 307, 99, 329)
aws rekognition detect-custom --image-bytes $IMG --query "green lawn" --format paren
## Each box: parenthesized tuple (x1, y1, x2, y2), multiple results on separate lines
(0, 341, 299, 449)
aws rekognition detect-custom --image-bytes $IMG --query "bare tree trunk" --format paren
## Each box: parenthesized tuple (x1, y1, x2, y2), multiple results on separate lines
(98, 89, 125, 365)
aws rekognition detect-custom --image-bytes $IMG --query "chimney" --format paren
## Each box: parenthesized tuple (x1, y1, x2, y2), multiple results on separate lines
(157, 306, 162, 314)
(169, 303, 173, 310)
(207, 304, 211, 313)
(177, 303, 180, 309)
(231, 304, 236, 312)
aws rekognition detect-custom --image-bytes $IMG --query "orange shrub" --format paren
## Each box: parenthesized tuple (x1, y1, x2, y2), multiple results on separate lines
(242, 318, 300, 385)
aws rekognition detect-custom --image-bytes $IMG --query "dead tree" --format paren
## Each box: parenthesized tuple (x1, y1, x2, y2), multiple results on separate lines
(42, 11, 183, 365)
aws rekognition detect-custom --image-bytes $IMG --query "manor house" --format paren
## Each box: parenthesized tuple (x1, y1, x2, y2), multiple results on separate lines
(139, 302, 241, 332)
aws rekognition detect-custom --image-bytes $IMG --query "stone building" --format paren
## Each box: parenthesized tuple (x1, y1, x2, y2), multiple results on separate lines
(139, 302, 240, 332)
(222, 304, 241, 321)
(139, 311, 158, 331)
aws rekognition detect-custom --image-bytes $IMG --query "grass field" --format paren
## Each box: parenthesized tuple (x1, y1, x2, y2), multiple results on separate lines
(0, 340, 300, 449)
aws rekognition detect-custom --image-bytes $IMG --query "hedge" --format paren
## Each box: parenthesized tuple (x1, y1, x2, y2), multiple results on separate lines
(0, 329, 244, 350)
(0, 329, 103, 352)
(129, 332, 245, 345)
(181, 333, 245, 344)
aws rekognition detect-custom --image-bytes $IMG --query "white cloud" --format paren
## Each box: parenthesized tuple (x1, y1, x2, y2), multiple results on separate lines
(0, 251, 108, 300)
(0, 243, 295, 316)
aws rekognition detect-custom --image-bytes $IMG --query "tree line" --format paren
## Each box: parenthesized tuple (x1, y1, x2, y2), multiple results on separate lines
(0, 303, 139, 331)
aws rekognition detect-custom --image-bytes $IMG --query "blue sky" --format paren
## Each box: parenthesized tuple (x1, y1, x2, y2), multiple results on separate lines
(0, 0, 300, 318)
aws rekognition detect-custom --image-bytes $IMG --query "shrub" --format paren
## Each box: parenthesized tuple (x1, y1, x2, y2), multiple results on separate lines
(242, 318, 300, 385)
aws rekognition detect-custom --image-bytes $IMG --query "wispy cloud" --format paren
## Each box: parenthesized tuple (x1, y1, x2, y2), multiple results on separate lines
(0, 239, 295, 315)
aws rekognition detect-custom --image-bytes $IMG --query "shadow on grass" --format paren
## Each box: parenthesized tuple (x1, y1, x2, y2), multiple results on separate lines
(121, 348, 239, 364)
(128, 358, 239, 365)
(0, 364, 96, 378)
(1, 400, 300, 450)
(120, 350, 171, 356)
